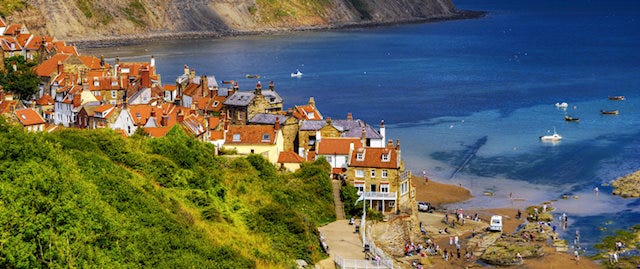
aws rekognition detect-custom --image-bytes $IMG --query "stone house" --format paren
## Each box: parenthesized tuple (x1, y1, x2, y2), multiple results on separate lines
(223, 118, 284, 164)
(223, 81, 283, 125)
(345, 140, 413, 214)
(14, 108, 45, 132)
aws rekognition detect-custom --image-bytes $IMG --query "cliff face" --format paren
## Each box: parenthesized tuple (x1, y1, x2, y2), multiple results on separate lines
(11, 0, 459, 42)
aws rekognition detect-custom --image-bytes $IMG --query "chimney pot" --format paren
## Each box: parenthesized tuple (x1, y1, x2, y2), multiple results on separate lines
(347, 112, 353, 121)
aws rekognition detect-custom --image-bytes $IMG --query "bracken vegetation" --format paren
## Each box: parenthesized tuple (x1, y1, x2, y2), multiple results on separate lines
(0, 0, 27, 17)
(0, 118, 335, 268)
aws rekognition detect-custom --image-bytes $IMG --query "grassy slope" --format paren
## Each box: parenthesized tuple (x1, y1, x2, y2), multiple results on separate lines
(0, 119, 335, 268)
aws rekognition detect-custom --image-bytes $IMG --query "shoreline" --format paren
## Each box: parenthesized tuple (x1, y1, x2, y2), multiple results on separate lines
(70, 10, 486, 49)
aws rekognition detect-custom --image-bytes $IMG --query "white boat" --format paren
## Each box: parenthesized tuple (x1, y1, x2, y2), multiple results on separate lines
(540, 128, 562, 141)
(290, 69, 303, 77)
(555, 102, 568, 109)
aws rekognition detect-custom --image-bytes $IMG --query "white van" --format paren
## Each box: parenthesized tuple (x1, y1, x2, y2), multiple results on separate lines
(489, 215, 503, 232)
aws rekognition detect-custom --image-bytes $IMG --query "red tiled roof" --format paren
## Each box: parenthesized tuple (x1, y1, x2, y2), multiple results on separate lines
(94, 104, 114, 113)
(78, 55, 104, 69)
(36, 94, 54, 105)
(144, 127, 172, 138)
(4, 24, 25, 36)
(0, 36, 22, 51)
(14, 108, 45, 126)
(164, 84, 177, 91)
(35, 54, 70, 77)
(316, 137, 363, 155)
(53, 41, 78, 55)
(332, 167, 347, 175)
(278, 151, 305, 163)
(0, 17, 6, 27)
(292, 104, 323, 120)
(209, 130, 224, 140)
(208, 117, 220, 129)
(349, 146, 399, 169)
(16, 33, 31, 47)
(225, 125, 276, 145)
(0, 100, 17, 114)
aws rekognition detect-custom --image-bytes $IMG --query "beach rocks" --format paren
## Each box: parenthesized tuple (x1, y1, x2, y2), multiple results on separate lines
(480, 238, 543, 266)
(612, 171, 640, 198)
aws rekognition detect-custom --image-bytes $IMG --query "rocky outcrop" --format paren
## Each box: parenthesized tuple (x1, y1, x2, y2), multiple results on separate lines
(612, 171, 640, 198)
(10, 0, 477, 44)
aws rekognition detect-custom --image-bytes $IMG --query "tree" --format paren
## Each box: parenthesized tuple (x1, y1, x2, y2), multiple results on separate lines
(0, 56, 40, 100)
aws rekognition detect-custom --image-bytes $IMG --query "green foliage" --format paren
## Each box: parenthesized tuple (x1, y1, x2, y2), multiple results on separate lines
(76, 0, 93, 18)
(120, 0, 146, 26)
(0, 119, 334, 267)
(0, 0, 27, 17)
(248, 5, 257, 15)
(341, 183, 363, 217)
(0, 56, 39, 100)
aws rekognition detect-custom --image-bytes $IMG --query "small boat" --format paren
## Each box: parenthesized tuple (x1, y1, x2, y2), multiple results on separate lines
(608, 96, 625, 101)
(290, 69, 303, 78)
(600, 110, 619, 115)
(564, 115, 580, 122)
(246, 74, 260, 79)
(540, 128, 562, 141)
(555, 102, 568, 109)
(221, 80, 235, 84)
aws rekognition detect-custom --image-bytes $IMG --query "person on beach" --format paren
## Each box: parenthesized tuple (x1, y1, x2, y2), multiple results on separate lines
(574, 250, 580, 262)
(454, 235, 459, 246)
(517, 209, 521, 219)
(516, 252, 523, 263)
(449, 236, 453, 245)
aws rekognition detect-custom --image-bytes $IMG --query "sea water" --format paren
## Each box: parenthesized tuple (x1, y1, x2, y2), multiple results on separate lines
(82, 0, 640, 254)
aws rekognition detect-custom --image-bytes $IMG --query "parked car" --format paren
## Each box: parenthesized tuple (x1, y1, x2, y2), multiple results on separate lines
(417, 201, 431, 212)
(488, 215, 503, 232)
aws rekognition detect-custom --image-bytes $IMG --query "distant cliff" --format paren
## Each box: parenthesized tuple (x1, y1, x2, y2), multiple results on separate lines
(8, 0, 478, 45)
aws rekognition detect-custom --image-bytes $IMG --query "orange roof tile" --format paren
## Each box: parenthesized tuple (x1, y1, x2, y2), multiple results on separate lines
(94, 104, 114, 113)
(349, 147, 399, 169)
(0, 36, 22, 51)
(78, 55, 104, 69)
(225, 125, 277, 145)
(36, 94, 54, 105)
(4, 24, 25, 36)
(316, 137, 363, 155)
(292, 104, 323, 120)
(278, 151, 305, 163)
(35, 53, 70, 77)
(53, 41, 78, 55)
(144, 127, 172, 138)
(164, 84, 177, 91)
(209, 130, 224, 140)
(16, 33, 31, 47)
(0, 17, 6, 27)
(0, 100, 17, 114)
(14, 108, 45, 126)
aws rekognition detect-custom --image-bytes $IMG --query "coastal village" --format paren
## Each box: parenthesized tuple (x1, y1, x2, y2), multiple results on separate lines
(0, 17, 638, 269)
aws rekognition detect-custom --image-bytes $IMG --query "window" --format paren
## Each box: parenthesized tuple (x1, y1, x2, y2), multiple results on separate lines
(400, 181, 409, 195)
(380, 184, 389, 193)
(389, 201, 395, 207)
(370, 169, 376, 178)
(355, 183, 364, 194)
(382, 170, 388, 178)
(232, 134, 240, 142)
(111, 90, 117, 98)
(308, 112, 315, 119)
(213, 101, 219, 107)
(237, 111, 242, 120)
(355, 170, 364, 178)
(325, 156, 333, 163)
(356, 152, 364, 161)
(382, 154, 390, 162)
(370, 184, 377, 192)
(261, 134, 270, 142)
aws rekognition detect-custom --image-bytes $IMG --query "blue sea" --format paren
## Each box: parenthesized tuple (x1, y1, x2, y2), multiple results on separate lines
(83, 0, 640, 255)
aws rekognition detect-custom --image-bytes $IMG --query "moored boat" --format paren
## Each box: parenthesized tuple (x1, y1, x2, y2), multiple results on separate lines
(555, 102, 568, 109)
(608, 96, 625, 101)
(600, 110, 619, 115)
(564, 115, 579, 122)
(221, 80, 235, 84)
(290, 69, 303, 78)
(246, 74, 260, 79)
(540, 128, 562, 141)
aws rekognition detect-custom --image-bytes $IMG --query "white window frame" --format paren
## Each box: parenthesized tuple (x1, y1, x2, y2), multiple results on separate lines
(400, 181, 409, 195)
(111, 90, 117, 98)
(380, 184, 389, 193)
(261, 134, 270, 142)
(325, 156, 333, 163)
(356, 152, 364, 161)
(382, 170, 388, 178)
(355, 170, 364, 178)
(354, 183, 365, 194)
(382, 154, 390, 162)
(232, 134, 240, 142)
(370, 169, 376, 178)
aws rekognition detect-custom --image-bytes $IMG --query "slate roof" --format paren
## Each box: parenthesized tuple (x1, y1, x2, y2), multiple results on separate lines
(224, 91, 254, 106)
(299, 120, 326, 131)
(248, 113, 286, 125)
(262, 90, 282, 104)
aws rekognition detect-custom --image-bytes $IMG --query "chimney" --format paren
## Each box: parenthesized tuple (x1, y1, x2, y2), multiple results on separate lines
(268, 81, 274, 90)
(275, 116, 281, 131)
(150, 55, 155, 67)
(161, 112, 169, 126)
(141, 68, 151, 88)
(348, 142, 354, 164)
(309, 97, 315, 108)
(395, 139, 401, 167)
(228, 82, 238, 96)
(183, 65, 189, 76)
(150, 108, 156, 118)
(360, 126, 366, 146)
(200, 75, 208, 97)
(325, 116, 331, 125)
(57, 61, 63, 74)
(115, 56, 120, 65)
(387, 139, 393, 148)
(189, 69, 195, 80)
(100, 55, 105, 67)
(395, 139, 400, 150)
(380, 120, 386, 144)
(347, 112, 353, 121)
(254, 81, 262, 95)
(209, 86, 217, 98)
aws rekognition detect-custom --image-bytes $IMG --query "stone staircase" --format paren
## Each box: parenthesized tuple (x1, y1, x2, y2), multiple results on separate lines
(332, 180, 346, 220)
(469, 232, 502, 257)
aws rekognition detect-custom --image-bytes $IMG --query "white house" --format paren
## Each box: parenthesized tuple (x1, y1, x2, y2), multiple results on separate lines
(112, 107, 137, 136)
(316, 137, 363, 179)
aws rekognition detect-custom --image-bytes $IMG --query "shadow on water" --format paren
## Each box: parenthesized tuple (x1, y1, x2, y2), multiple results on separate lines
(431, 132, 640, 189)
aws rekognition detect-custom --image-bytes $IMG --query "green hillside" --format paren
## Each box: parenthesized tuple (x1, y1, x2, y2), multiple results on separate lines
(0, 118, 335, 268)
